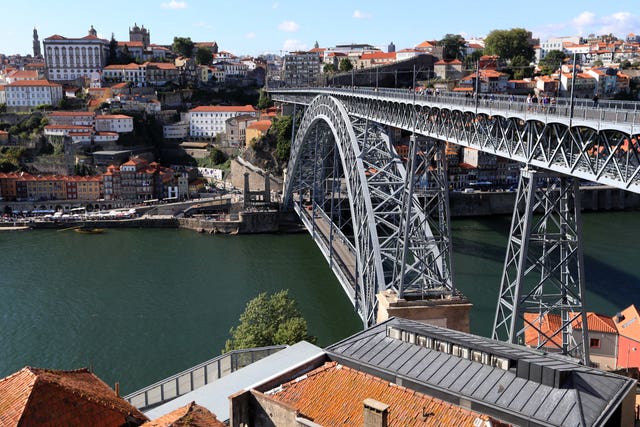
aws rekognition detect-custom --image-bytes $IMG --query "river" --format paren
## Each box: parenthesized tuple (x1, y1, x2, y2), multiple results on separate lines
(1, 211, 639, 394)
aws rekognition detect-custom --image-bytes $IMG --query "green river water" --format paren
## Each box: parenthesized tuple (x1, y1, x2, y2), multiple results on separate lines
(1, 211, 639, 394)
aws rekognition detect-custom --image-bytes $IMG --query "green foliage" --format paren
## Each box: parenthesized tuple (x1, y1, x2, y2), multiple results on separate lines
(619, 60, 632, 69)
(538, 50, 566, 75)
(256, 89, 272, 110)
(172, 36, 195, 57)
(270, 115, 292, 161)
(484, 28, 535, 62)
(196, 47, 213, 65)
(510, 55, 534, 79)
(593, 59, 603, 67)
(439, 34, 466, 60)
(339, 58, 353, 72)
(463, 50, 483, 70)
(323, 63, 336, 74)
(0, 146, 27, 172)
(632, 61, 640, 69)
(8, 113, 46, 136)
(108, 33, 118, 65)
(223, 290, 316, 352)
(0, 103, 7, 113)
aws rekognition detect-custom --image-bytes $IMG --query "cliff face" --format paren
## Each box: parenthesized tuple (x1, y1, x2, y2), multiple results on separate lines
(242, 135, 285, 177)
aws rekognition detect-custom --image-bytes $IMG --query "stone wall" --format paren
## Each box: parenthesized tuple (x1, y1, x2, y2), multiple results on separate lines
(230, 157, 283, 193)
(449, 187, 640, 217)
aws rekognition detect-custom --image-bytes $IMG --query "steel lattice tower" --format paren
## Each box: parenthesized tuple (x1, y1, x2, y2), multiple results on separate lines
(492, 167, 590, 364)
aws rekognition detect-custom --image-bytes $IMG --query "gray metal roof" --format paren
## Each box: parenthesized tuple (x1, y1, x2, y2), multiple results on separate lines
(144, 341, 324, 422)
(326, 317, 636, 427)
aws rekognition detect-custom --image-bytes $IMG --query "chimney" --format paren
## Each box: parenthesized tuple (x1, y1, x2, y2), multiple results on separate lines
(363, 398, 389, 427)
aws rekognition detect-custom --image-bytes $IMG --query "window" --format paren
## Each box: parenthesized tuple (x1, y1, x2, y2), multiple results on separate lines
(590, 338, 601, 348)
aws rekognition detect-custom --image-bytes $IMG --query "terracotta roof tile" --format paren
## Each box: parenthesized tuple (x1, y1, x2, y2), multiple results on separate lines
(190, 105, 256, 113)
(0, 366, 147, 426)
(265, 362, 495, 426)
(142, 402, 225, 427)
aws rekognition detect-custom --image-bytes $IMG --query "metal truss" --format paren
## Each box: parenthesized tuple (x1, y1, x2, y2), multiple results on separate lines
(492, 167, 590, 363)
(272, 89, 640, 194)
(283, 95, 454, 325)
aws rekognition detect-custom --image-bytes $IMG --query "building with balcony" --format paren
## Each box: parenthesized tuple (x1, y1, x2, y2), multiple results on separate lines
(283, 51, 321, 86)
(43, 26, 109, 83)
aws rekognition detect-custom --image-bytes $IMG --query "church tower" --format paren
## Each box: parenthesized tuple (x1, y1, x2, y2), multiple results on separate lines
(32, 27, 41, 57)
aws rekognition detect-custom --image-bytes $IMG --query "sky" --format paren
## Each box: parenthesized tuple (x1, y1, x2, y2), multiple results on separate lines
(1, 0, 640, 57)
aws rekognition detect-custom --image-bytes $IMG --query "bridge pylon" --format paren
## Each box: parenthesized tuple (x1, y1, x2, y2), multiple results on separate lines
(492, 167, 590, 364)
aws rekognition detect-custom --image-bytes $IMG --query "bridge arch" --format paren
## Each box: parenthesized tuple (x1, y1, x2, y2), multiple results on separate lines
(284, 94, 455, 324)
(284, 94, 386, 323)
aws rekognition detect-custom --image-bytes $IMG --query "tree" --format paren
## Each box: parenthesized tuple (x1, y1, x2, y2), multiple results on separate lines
(439, 34, 466, 60)
(256, 89, 271, 110)
(209, 147, 227, 165)
(510, 55, 534, 79)
(108, 33, 118, 65)
(463, 50, 483, 70)
(172, 36, 195, 58)
(619, 59, 632, 69)
(223, 290, 316, 352)
(538, 50, 566, 75)
(271, 115, 293, 161)
(484, 28, 535, 62)
(323, 63, 336, 74)
(339, 58, 353, 72)
(195, 46, 213, 65)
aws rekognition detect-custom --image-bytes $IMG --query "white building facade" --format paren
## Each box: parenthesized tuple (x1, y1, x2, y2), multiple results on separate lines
(4, 80, 63, 108)
(95, 115, 134, 133)
(43, 26, 109, 82)
(189, 105, 257, 139)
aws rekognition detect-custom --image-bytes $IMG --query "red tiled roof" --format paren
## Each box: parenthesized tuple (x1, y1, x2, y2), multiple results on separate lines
(524, 311, 618, 348)
(104, 63, 143, 70)
(247, 120, 272, 132)
(96, 114, 131, 120)
(360, 52, 396, 60)
(190, 105, 256, 113)
(48, 111, 95, 117)
(142, 402, 225, 427)
(265, 362, 497, 426)
(7, 79, 61, 87)
(0, 366, 147, 426)
(415, 40, 437, 48)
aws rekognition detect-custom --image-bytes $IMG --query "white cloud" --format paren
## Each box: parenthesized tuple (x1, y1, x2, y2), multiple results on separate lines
(245, 32, 256, 39)
(283, 39, 307, 52)
(278, 21, 300, 32)
(272, 2, 279, 8)
(353, 9, 372, 19)
(572, 11, 595, 28)
(161, 0, 187, 9)
(599, 12, 639, 36)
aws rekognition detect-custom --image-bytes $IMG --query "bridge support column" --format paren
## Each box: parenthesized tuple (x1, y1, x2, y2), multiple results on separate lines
(376, 290, 472, 332)
(492, 167, 590, 364)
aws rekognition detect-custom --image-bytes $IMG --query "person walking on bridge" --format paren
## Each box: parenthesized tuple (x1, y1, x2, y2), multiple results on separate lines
(593, 93, 599, 108)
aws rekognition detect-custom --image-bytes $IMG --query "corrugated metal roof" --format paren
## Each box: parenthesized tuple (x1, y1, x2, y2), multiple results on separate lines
(326, 317, 636, 426)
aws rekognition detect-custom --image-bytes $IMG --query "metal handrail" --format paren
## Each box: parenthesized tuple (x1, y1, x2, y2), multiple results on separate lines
(269, 86, 640, 131)
(124, 345, 286, 410)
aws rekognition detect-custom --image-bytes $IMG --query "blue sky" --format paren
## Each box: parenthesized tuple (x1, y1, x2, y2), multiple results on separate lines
(1, 0, 639, 56)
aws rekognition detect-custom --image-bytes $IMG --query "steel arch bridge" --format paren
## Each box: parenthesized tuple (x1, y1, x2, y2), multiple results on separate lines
(271, 86, 640, 362)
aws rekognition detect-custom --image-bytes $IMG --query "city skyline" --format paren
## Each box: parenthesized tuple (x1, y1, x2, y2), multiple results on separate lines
(0, 1, 639, 57)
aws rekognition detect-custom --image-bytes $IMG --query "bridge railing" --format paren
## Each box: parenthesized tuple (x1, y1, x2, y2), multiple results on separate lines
(123, 345, 286, 411)
(271, 87, 640, 130)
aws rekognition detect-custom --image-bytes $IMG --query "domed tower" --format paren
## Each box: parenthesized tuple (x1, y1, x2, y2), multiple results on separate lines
(32, 27, 41, 57)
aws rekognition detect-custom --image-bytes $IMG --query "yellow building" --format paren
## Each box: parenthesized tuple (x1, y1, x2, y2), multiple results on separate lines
(245, 120, 272, 147)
